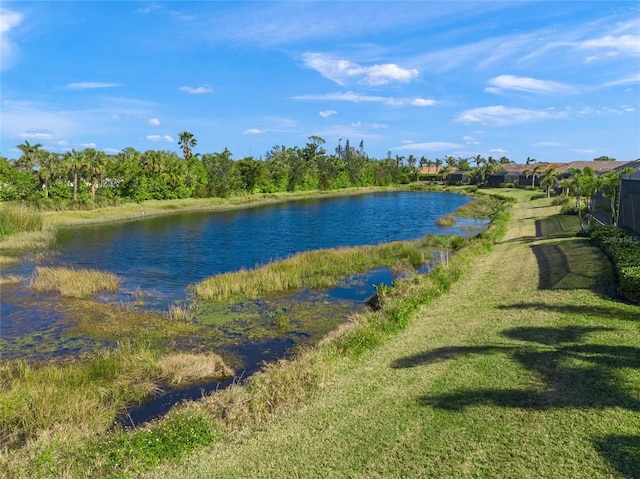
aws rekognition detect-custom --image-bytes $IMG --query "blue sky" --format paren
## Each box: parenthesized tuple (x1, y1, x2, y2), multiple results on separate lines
(1, 1, 639, 163)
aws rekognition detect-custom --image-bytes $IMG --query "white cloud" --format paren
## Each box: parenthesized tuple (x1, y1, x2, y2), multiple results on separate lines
(580, 34, 640, 56)
(18, 129, 55, 141)
(455, 105, 565, 126)
(486, 75, 576, 94)
(411, 98, 436, 107)
(302, 52, 418, 86)
(179, 85, 213, 94)
(148, 118, 161, 126)
(146, 134, 174, 142)
(65, 82, 120, 90)
(243, 128, 265, 135)
(534, 141, 565, 147)
(392, 142, 463, 152)
(489, 148, 507, 154)
(293, 91, 426, 107)
(0, 7, 24, 71)
(319, 110, 337, 118)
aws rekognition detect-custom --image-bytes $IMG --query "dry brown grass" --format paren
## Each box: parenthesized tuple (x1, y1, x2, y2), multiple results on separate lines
(158, 353, 235, 386)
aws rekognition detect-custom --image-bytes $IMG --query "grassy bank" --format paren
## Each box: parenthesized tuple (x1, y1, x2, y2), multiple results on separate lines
(145, 189, 636, 479)
(5, 188, 637, 478)
(0, 190, 512, 477)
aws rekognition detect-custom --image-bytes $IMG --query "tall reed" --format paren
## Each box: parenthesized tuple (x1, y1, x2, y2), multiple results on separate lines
(192, 240, 443, 301)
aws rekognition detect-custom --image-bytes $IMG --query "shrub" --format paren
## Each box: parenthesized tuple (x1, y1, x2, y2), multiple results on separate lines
(590, 225, 640, 304)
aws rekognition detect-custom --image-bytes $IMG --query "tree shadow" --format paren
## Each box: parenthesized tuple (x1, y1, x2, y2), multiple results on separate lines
(393, 325, 640, 412)
(498, 302, 639, 323)
(594, 435, 640, 478)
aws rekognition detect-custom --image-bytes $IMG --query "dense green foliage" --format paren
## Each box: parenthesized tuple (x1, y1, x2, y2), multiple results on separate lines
(0, 137, 417, 207)
(590, 225, 640, 303)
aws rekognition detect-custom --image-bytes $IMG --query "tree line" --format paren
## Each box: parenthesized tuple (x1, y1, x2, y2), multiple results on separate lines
(1, 134, 437, 206)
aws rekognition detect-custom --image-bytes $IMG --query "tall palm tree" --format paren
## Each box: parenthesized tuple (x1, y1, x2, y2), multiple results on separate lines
(84, 148, 107, 200)
(37, 152, 61, 198)
(178, 131, 197, 160)
(62, 149, 87, 202)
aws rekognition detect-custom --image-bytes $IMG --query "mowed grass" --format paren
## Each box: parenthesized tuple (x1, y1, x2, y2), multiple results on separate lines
(146, 191, 640, 479)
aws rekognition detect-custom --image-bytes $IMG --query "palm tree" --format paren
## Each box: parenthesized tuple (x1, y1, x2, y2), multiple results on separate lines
(62, 149, 87, 202)
(178, 131, 197, 160)
(15, 140, 43, 172)
(37, 152, 61, 198)
(540, 168, 558, 198)
(84, 148, 107, 200)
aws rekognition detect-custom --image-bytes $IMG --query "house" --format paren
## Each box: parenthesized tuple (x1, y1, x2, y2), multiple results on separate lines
(618, 168, 640, 237)
(447, 171, 471, 184)
(487, 170, 521, 187)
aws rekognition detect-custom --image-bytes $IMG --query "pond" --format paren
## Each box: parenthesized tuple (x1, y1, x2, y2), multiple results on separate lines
(1, 191, 488, 422)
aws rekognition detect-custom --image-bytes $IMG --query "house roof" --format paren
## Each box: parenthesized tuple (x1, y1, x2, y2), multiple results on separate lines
(554, 160, 629, 174)
(614, 159, 640, 172)
(622, 169, 640, 181)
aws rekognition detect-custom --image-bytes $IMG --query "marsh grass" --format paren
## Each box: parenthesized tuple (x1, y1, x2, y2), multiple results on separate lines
(0, 204, 43, 238)
(0, 346, 234, 454)
(435, 214, 456, 227)
(0, 344, 160, 450)
(192, 238, 457, 301)
(30, 266, 120, 298)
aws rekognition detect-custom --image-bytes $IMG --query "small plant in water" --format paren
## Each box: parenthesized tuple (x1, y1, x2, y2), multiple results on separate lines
(167, 303, 195, 323)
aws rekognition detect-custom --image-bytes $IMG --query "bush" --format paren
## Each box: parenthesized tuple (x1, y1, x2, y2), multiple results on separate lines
(499, 182, 515, 188)
(590, 225, 640, 304)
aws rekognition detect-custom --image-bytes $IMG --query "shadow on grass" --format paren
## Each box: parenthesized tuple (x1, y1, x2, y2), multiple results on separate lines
(498, 302, 639, 323)
(392, 325, 640, 412)
(595, 435, 640, 479)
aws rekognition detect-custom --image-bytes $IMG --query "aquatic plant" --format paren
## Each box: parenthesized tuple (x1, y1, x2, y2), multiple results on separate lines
(192, 240, 449, 301)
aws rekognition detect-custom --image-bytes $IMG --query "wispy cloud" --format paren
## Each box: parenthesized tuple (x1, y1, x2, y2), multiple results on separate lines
(179, 85, 213, 94)
(601, 73, 640, 88)
(243, 128, 265, 135)
(65, 82, 120, 90)
(486, 75, 576, 94)
(455, 105, 566, 126)
(148, 118, 161, 126)
(0, 7, 24, 71)
(146, 134, 173, 142)
(18, 129, 55, 141)
(293, 91, 433, 107)
(392, 142, 463, 152)
(302, 53, 418, 86)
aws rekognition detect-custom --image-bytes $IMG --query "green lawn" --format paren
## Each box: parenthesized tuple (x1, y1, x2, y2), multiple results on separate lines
(147, 190, 639, 478)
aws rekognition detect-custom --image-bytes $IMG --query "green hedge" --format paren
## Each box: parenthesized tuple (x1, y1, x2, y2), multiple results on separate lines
(589, 225, 640, 304)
